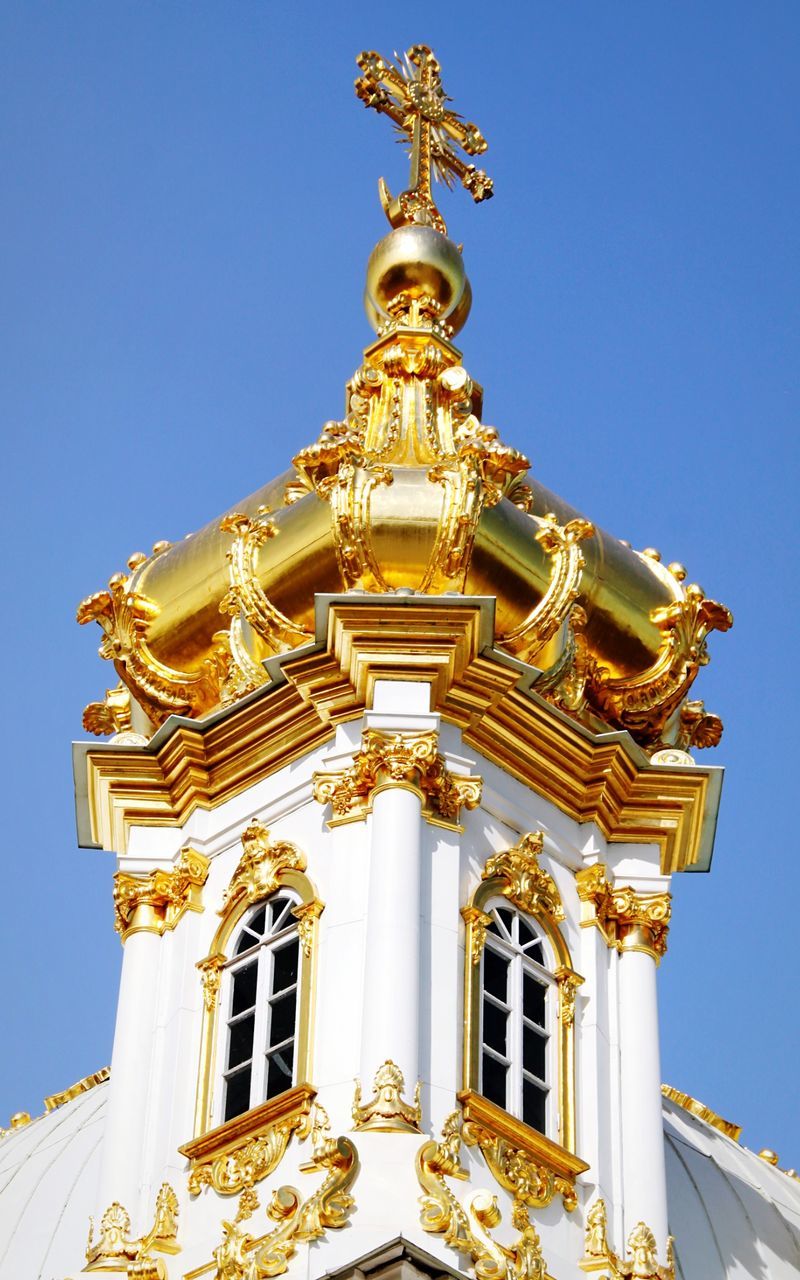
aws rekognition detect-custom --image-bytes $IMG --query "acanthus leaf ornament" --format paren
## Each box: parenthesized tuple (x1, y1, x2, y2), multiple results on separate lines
(352, 1060, 422, 1133)
(500, 514, 595, 668)
(221, 822, 306, 915)
(576, 865, 671, 963)
(85, 1183, 180, 1274)
(220, 509, 312, 657)
(580, 1198, 675, 1279)
(482, 832, 565, 923)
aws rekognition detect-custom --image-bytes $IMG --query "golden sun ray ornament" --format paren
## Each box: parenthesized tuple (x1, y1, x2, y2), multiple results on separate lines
(355, 44, 493, 234)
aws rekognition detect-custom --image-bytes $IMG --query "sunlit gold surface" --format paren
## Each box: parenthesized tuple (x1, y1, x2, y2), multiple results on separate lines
(576, 864, 671, 963)
(85, 1183, 179, 1274)
(113, 847, 209, 941)
(580, 1198, 675, 1279)
(352, 1060, 422, 1133)
(660, 1084, 742, 1143)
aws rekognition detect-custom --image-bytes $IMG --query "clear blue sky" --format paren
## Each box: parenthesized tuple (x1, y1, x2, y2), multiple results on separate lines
(2, 2, 798, 1167)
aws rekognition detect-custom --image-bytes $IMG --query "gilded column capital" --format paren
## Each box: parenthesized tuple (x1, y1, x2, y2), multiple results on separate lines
(313, 727, 482, 830)
(113, 847, 210, 942)
(576, 864, 671, 962)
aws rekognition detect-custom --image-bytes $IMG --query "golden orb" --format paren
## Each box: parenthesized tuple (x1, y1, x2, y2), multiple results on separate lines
(364, 224, 472, 334)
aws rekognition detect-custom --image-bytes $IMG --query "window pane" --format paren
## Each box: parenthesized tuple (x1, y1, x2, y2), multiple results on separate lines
(523, 1024, 547, 1080)
(518, 920, 544, 962)
(235, 927, 258, 956)
(522, 1078, 547, 1133)
(231, 961, 258, 1016)
(482, 998, 508, 1055)
(227, 1014, 255, 1069)
(495, 907, 513, 938)
(266, 1045, 294, 1098)
(481, 1052, 507, 1109)
(223, 1065, 252, 1122)
(269, 991, 297, 1047)
(272, 939, 299, 993)
(523, 973, 547, 1027)
(483, 947, 508, 1001)
(269, 896, 293, 933)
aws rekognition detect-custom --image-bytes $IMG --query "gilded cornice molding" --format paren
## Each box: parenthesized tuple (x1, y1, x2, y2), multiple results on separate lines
(203, 1104, 358, 1279)
(44, 1066, 109, 1113)
(352, 1060, 422, 1133)
(180, 1084, 316, 1197)
(576, 865, 671, 962)
(85, 1183, 179, 1275)
(660, 1084, 742, 1143)
(417, 1111, 557, 1280)
(79, 596, 721, 875)
(312, 727, 482, 831)
(580, 1198, 675, 1279)
(113, 847, 210, 942)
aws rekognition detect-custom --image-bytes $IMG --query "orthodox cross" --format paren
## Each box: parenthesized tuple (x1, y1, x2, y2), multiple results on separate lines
(355, 44, 493, 236)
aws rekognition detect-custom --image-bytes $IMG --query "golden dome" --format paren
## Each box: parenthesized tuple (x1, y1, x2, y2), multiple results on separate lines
(77, 48, 731, 759)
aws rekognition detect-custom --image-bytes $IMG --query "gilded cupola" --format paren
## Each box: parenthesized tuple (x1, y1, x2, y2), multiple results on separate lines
(77, 44, 731, 759)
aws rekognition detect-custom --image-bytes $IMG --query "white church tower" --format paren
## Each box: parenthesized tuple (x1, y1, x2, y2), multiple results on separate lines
(4, 43, 799, 1280)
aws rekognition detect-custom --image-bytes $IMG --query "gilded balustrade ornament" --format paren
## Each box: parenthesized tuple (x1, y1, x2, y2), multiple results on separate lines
(85, 1183, 179, 1276)
(576, 865, 671, 963)
(312, 728, 483, 830)
(580, 1198, 675, 1279)
(207, 1105, 359, 1280)
(417, 1112, 556, 1280)
(113, 848, 210, 942)
(352, 1060, 422, 1133)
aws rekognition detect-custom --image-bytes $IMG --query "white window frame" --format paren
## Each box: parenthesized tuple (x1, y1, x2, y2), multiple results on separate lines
(478, 902, 558, 1136)
(217, 894, 301, 1125)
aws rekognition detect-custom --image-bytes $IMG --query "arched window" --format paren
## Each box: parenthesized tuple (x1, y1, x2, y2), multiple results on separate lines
(220, 894, 301, 1124)
(479, 903, 557, 1136)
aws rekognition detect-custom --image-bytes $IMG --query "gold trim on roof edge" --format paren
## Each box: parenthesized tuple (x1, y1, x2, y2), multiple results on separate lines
(661, 1084, 742, 1143)
(75, 596, 721, 875)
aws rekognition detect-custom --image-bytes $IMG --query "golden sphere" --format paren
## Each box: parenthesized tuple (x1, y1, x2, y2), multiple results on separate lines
(364, 225, 471, 334)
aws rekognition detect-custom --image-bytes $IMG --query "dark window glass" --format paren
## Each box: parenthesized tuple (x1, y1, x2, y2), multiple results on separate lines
(523, 973, 547, 1027)
(266, 1045, 294, 1099)
(272, 939, 299, 993)
(522, 1078, 547, 1133)
(523, 1024, 547, 1080)
(481, 1052, 507, 1109)
(223, 1065, 252, 1122)
(482, 998, 508, 1055)
(270, 991, 297, 1047)
(483, 947, 508, 1001)
(496, 907, 513, 937)
(231, 962, 258, 1016)
(519, 920, 544, 963)
(269, 896, 293, 932)
(227, 1014, 255, 1069)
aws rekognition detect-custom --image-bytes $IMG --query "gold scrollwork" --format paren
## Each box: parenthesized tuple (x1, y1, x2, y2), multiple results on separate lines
(221, 822, 307, 915)
(482, 831, 565, 923)
(209, 1106, 359, 1280)
(499, 514, 595, 666)
(86, 1183, 179, 1275)
(580, 1198, 675, 1279)
(590, 584, 732, 749)
(353, 1059, 422, 1133)
(181, 1087, 315, 1197)
(313, 727, 483, 830)
(113, 848, 210, 942)
(417, 1113, 556, 1280)
(220, 510, 312, 657)
(77, 574, 228, 728)
(576, 865, 671, 963)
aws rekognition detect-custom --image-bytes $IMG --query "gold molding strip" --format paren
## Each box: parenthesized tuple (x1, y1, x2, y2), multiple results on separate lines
(661, 1084, 742, 1143)
(79, 597, 721, 874)
(44, 1066, 110, 1113)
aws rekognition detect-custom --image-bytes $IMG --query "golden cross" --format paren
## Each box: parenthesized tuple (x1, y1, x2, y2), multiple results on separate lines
(355, 44, 493, 236)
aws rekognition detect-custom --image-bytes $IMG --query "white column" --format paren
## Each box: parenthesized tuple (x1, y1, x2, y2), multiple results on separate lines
(98, 926, 161, 1217)
(618, 944, 669, 1255)
(360, 783, 423, 1088)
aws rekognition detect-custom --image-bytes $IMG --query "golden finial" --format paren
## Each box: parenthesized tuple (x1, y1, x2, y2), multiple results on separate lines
(355, 44, 493, 235)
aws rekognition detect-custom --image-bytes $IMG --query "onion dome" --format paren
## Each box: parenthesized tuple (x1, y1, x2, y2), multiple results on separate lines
(77, 46, 730, 760)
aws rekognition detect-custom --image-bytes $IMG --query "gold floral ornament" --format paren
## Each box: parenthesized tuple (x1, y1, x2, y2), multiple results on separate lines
(182, 1086, 315, 1197)
(482, 832, 565, 924)
(580, 1198, 675, 1279)
(353, 1060, 422, 1133)
(221, 822, 306, 915)
(355, 44, 492, 236)
(576, 865, 671, 963)
(417, 1113, 556, 1280)
(313, 728, 482, 831)
(113, 848, 210, 942)
(82, 681, 148, 745)
(85, 1183, 179, 1276)
(208, 1105, 359, 1280)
